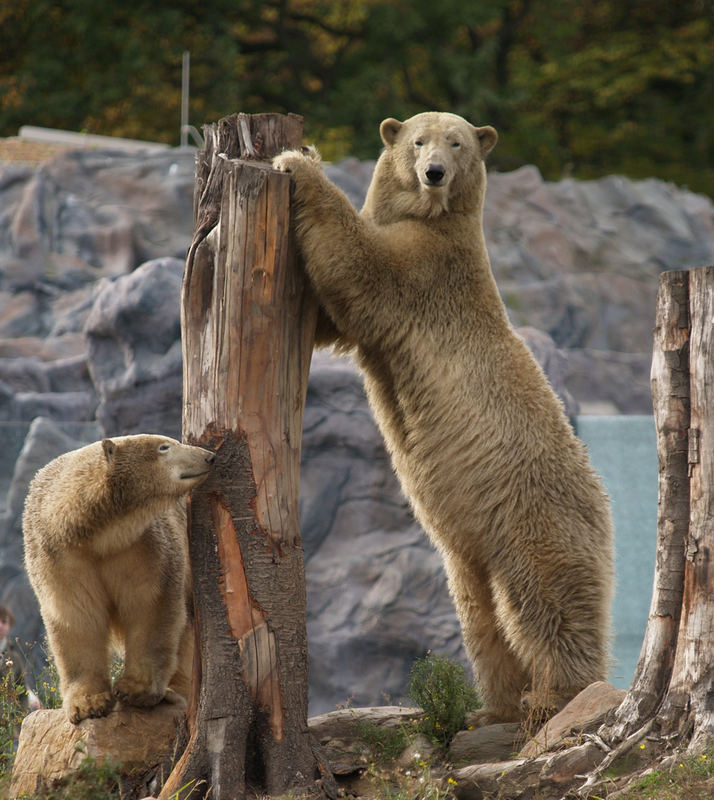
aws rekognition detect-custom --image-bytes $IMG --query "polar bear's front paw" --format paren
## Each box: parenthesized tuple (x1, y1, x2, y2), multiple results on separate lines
(65, 686, 115, 724)
(273, 146, 321, 174)
(113, 674, 166, 709)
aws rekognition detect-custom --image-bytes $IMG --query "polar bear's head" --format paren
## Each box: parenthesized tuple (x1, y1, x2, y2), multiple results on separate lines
(101, 434, 215, 499)
(365, 112, 497, 222)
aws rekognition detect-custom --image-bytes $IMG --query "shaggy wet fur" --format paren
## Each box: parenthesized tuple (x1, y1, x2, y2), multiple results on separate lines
(274, 112, 614, 724)
(23, 435, 213, 723)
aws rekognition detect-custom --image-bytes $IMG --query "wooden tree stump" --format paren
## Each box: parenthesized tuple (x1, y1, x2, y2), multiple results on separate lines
(159, 113, 329, 800)
(604, 269, 690, 742)
(656, 266, 714, 751)
(581, 266, 714, 793)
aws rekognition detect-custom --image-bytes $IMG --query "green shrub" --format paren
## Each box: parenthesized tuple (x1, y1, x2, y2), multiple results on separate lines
(407, 653, 480, 747)
(353, 718, 411, 764)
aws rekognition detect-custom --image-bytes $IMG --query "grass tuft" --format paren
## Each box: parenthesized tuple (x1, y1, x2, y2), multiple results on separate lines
(353, 719, 411, 765)
(613, 745, 714, 800)
(15, 746, 122, 800)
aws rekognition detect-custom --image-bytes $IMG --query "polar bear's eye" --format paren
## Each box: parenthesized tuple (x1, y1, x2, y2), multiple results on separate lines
(451, 141, 461, 148)
(414, 140, 423, 147)
(158, 443, 171, 454)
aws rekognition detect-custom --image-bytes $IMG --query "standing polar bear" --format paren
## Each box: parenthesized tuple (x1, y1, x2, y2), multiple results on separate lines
(274, 112, 614, 724)
(23, 434, 214, 724)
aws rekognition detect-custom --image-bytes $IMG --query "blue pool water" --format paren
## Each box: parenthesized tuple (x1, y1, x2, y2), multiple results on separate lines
(576, 415, 658, 689)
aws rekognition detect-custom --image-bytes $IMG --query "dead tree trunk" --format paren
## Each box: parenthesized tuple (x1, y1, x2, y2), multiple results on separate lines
(592, 266, 714, 777)
(656, 266, 714, 752)
(158, 113, 328, 800)
(603, 269, 690, 742)
(576, 267, 714, 795)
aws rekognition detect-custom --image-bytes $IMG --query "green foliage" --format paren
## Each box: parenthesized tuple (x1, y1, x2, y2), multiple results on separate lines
(407, 653, 480, 747)
(1, 1, 712, 195)
(369, 753, 458, 800)
(1, 647, 61, 794)
(33, 641, 62, 710)
(512, 8, 714, 191)
(614, 746, 714, 800)
(0, 670, 25, 777)
(353, 718, 411, 764)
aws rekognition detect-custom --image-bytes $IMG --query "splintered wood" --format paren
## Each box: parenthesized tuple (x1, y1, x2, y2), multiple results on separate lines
(602, 267, 714, 754)
(161, 112, 326, 800)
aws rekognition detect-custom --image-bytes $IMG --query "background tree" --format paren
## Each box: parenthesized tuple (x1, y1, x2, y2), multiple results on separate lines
(1, 0, 712, 194)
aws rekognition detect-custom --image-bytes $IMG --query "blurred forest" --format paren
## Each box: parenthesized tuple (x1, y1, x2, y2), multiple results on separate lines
(1, 0, 713, 195)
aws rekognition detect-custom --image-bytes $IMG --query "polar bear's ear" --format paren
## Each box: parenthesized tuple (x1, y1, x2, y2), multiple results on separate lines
(380, 118, 403, 147)
(475, 125, 498, 158)
(102, 439, 116, 463)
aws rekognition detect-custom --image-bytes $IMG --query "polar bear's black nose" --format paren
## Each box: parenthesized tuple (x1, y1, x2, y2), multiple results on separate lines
(425, 164, 445, 184)
(204, 451, 215, 464)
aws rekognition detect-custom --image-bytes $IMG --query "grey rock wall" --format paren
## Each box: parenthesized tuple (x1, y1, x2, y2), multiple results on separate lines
(1, 146, 714, 712)
(85, 257, 184, 440)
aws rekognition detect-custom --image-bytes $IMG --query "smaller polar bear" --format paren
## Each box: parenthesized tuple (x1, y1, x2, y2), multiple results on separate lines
(274, 112, 614, 725)
(23, 434, 214, 724)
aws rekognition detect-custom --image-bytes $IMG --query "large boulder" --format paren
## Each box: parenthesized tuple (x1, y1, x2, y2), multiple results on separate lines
(84, 257, 184, 440)
(483, 166, 714, 339)
(0, 148, 194, 300)
(10, 704, 185, 800)
(0, 417, 100, 564)
(519, 681, 626, 758)
(302, 352, 463, 711)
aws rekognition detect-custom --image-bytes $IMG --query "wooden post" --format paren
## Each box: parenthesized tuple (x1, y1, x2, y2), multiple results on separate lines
(583, 266, 714, 792)
(159, 113, 327, 799)
(603, 270, 690, 741)
(656, 266, 714, 750)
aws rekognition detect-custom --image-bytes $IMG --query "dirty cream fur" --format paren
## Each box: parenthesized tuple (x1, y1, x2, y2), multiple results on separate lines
(23, 435, 214, 723)
(274, 112, 614, 724)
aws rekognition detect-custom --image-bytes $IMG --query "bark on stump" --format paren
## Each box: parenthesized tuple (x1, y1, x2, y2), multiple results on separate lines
(581, 266, 714, 793)
(158, 113, 328, 800)
(656, 266, 714, 752)
(604, 269, 690, 741)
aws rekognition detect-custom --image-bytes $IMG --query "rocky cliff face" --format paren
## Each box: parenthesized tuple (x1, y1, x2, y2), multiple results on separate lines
(1, 147, 713, 713)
